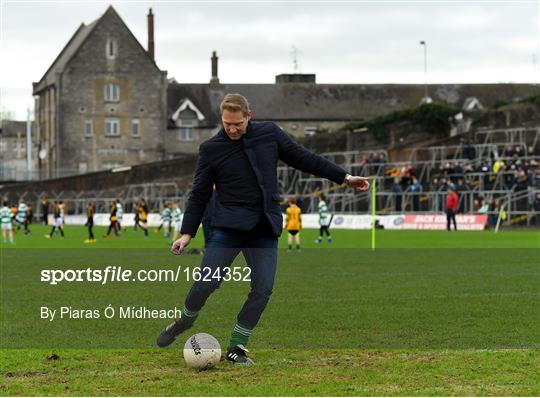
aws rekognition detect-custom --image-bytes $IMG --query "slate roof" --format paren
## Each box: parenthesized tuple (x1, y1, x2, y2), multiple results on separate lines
(167, 82, 540, 127)
(167, 83, 396, 125)
(33, 19, 99, 94)
(33, 6, 161, 94)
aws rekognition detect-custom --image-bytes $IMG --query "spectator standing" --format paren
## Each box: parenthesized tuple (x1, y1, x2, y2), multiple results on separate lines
(445, 185, 459, 231)
(534, 193, 540, 226)
(493, 159, 505, 174)
(409, 177, 422, 211)
(392, 178, 403, 212)
(514, 169, 529, 192)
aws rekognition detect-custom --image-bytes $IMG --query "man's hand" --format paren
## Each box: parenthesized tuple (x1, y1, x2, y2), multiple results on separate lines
(344, 174, 370, 191)
(171, 234, 192, 255)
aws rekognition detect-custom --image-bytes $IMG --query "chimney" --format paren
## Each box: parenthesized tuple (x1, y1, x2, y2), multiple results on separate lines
(210, 51, 219, 86)
(147, 8, 155, 60)
(275, 73, 316, 84)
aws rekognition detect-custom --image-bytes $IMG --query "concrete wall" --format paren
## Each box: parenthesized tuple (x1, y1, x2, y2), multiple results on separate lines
(277, 120, 351, 138)
(0, 155, 198, 198)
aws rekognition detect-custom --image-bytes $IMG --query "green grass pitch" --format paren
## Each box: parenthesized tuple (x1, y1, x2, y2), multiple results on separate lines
(1, 225, 539, 396)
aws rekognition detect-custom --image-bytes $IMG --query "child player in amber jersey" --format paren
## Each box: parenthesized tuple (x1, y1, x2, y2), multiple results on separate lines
(285, 198, 302, 252)
(138, 199, 149, 238)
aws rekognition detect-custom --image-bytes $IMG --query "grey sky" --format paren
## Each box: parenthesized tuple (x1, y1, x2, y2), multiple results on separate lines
(1, 0, 539, 119)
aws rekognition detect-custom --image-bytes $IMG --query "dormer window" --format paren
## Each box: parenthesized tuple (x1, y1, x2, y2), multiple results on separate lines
(171, 99, 205, 141)
(106, 39, 117, 59)
(178, 119, 195, 141)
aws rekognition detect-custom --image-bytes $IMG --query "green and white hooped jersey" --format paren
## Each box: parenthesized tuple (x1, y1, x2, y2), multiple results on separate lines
(1, 206, 13, 224)
(318, 200, 331, 226)
(16, 203, 28, 222)
(116, 203, 123, 219)
(172, 208, 183, 223)
(161, 208, 172, 222)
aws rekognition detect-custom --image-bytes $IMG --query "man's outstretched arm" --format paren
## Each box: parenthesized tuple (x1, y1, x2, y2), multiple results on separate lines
(275, 126, 369, 191)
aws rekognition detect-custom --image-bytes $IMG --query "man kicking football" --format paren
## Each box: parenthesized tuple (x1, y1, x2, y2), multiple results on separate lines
(156, 94, 369, 364)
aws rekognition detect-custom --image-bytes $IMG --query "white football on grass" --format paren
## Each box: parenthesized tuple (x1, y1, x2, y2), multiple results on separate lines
(183, 333, 221, 370)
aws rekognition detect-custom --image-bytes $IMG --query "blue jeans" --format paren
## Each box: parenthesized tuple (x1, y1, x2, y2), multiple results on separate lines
(184, 218, 278, 329)
(202, 221, 213, 247)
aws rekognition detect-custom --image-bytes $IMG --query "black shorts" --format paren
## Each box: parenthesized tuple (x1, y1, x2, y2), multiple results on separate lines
(287, 230, 300, 236)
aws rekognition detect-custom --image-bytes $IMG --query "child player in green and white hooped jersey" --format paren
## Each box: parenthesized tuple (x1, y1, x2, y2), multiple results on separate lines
(315, 193, 332, 244)
(116, 199, 124, 234)
(171, 202, 183, 244)
(156, 202, 173, 238)
(1, 201, 14, 244)
(16, 200, 31, 236)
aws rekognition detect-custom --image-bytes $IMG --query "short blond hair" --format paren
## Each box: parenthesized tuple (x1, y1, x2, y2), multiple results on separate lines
(220, 93, 251, 116)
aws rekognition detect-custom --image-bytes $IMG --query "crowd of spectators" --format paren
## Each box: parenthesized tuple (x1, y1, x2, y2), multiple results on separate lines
(374, 142, 540, 215)
(359, 152, 388, 167)
(433, 156, 539, 192)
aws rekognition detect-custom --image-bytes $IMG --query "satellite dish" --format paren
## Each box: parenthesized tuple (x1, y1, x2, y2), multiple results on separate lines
(39, 149, 47, 160)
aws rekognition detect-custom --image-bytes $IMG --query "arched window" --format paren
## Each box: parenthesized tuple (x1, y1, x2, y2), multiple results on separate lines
(106, 39, 117, 59)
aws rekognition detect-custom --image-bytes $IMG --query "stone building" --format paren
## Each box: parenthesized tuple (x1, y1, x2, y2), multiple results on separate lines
(32, 6, 167, 178)
(0, 120, 35, 180)
(166, 52, 540, 158)
(166, 55, 371, 156)
(31, 6, 540, 176)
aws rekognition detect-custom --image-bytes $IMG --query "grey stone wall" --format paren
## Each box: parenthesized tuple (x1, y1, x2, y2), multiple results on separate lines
(0, 155, 198, 198)
(59, 9, 167, 173)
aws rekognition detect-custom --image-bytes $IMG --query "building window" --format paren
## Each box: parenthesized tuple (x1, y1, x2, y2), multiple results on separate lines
(102, 161, 123, 170)
(304, 126, 317, 136)
(131, 119, 141, 138)
(177, 120, 194, 141)
(104, 83, 120, 102)
(104, 118, 120, 136)
(106, 39, 117, 59)
(15, 141, 26, 158)
(84, 119, 93, 137)
(0, 141, 7, 152)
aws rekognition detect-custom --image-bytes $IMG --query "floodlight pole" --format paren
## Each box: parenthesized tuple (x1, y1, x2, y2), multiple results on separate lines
(420, 41, 428, 99)
(371, 179, 376, 251)
(26, 107, 33, 180)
